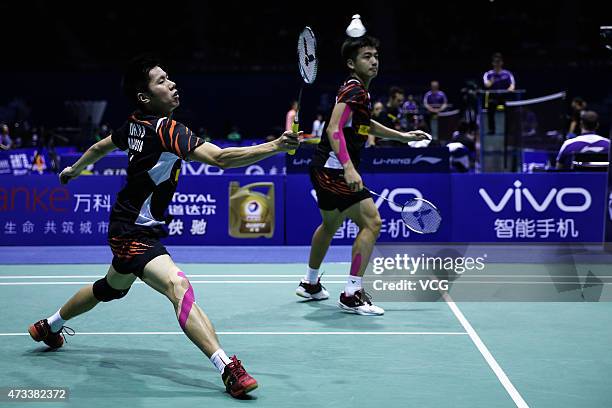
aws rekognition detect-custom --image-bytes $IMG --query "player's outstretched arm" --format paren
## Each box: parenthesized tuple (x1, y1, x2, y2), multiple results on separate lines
(187, 131, 300, 169)
(369, 120, 431, 143)
(59, 135, 117, 184)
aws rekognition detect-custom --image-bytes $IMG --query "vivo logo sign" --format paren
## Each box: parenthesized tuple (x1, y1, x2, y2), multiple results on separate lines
(310, 187, 422, 213)
(181, 163, 224, 176)
(479, 180, 591, 213)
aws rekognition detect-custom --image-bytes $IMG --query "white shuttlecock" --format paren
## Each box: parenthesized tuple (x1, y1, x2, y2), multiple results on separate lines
(346, 14, 366, 38)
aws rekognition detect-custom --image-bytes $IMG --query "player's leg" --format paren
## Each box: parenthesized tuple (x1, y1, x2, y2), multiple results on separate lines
(309, 209, 345, 271)
(296, 209, 345, 300)
(28, 266, 136, 349)
(140, 254, 257, 397)
(338, 197, 384, 315)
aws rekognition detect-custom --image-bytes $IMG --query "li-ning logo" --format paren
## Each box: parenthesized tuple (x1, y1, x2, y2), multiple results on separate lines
(372, 155, 442, 166)
(479, 180, 592, 213)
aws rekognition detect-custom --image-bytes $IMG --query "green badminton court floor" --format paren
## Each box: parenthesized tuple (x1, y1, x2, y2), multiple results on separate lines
(1, 260, 611, 408)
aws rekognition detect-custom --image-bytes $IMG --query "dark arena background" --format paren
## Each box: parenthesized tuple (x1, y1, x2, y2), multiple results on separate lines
(1, 2, 612, 407)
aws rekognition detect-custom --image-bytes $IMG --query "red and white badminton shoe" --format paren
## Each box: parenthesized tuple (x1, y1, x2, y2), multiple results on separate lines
(222, 355, 258, 398)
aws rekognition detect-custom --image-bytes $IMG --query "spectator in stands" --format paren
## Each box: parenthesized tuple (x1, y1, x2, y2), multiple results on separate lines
(378, 87, 405, 147)
(401, 94, 420, 131)
(312, 113, 325, 137)
(379, 86, 405, 131)
(0, 124, 12, 150)
(423, 81, 448, 130)
(567, 97, 587, 137)
(372, 101, 384, 119)
(556, 111, 610, 170)
(285, 100, 298, 132)
(483, 53, 516, 134)
(423, 81, 448, 124)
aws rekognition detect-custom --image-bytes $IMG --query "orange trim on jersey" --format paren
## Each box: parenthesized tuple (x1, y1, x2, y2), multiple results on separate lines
(169, 120, 181, 157)
(158, 120, 168, 150)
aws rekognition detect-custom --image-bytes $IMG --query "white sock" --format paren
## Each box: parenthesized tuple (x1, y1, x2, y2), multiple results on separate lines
(344, 276, 362, 296)
(305, 267, 320, 284)
(47, 309, 66, 333)
(210, 349, 231, 374)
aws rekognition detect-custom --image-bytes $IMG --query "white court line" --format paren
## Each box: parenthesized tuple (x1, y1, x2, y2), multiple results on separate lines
(0, 281, 347, 286)
(1, 274, 608, 279)
(0, 280, 608, 286)
(443, 293, 529, 408)
(0, 331, 467, 336)
(0, 274, 348, 279)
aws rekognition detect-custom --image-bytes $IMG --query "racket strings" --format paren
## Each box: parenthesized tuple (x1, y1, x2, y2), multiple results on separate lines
(401, 199, 441, 234)
(297, 29, 317, 84)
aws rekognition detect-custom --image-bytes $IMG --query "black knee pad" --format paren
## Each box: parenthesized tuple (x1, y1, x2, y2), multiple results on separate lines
(92, 278, 130, 302)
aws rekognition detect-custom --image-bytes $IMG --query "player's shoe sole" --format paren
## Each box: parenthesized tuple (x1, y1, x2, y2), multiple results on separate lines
(338, 290, 384, 315)
(338, 301, 385, 315)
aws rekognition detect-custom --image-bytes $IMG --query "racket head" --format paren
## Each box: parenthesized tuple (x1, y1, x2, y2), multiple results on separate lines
(297, 26, 318, 84)
(400, 197, 442, 234)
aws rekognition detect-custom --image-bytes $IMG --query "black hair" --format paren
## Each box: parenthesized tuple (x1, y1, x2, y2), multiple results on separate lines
(580, 110, 599, 131)
(121, 54, 162, 107)
(388, 86, 404, 99)
(341, 35, 380, 64)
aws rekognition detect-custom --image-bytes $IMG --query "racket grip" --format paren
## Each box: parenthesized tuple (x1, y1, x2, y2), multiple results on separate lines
(288, 121, 299, 155)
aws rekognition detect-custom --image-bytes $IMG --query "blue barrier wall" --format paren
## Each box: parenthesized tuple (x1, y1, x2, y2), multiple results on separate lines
(0, 173, 606, 245)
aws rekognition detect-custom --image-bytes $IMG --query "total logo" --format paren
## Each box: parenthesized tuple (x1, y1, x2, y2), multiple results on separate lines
(479, 180, 591, 213)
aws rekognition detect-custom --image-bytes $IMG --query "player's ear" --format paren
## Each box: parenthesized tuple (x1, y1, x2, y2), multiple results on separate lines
(346, 59, 355, 70)
(137, 92, 151, 105)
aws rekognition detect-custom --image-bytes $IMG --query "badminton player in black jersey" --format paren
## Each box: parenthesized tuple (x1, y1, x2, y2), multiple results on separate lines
(295, 34, 430, 315)
(27, 55, 300, 398)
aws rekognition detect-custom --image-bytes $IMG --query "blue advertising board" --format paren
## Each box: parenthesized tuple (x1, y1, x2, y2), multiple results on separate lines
(285, 173, 453, 244)
(286, 146, 450, 174)
(360, 147, 450, 173)
(0, 173, 606, 245)
(451, 173, 606, 242)
(0, 148, 55, 176)
(285, 173, 606, 244)
(0, 175, 285, 245)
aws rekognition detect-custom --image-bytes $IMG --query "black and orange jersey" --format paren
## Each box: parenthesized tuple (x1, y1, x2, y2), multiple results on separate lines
(109, 111, 204, 226)
(311, 76, 372, 169)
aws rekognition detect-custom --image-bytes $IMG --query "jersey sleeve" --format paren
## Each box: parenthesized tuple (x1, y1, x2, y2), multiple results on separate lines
(337, 83, 367, 111)
(157, 119, 205, 160)
(111, 125, 129, 151)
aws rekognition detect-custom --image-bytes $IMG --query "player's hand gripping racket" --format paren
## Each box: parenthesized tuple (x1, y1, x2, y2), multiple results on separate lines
(367, 189, 442, 234)
(289, 26, 318, 155)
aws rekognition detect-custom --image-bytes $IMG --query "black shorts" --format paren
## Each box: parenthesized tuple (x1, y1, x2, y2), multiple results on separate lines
(309, 167, 372, 212)
(108, 222, 169, 278)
